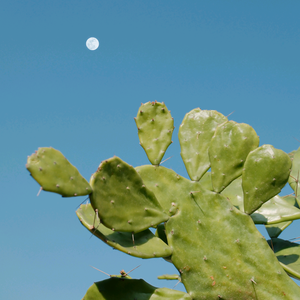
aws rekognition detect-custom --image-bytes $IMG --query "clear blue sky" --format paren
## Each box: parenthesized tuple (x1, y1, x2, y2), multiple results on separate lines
(1, 1, 300, 299)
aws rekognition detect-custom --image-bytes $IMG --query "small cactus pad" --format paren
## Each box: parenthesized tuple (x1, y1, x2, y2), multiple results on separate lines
(83, 278, 192, 300)
(89, 157, 169, 233)
(135, 102, 174, 165)
(26, 147, 92, 197)
(251, 195, 300, 224)
(288, 147, 300, 196)
(76, 203, 172, 259)
(268, 238, 300, 280)
(209, 121, 259, 193)
(178, 108, 227, 181)
(243, 145, 292, 215)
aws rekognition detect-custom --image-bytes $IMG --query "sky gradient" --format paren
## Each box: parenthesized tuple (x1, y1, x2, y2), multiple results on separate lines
(1, 1, 300, 299)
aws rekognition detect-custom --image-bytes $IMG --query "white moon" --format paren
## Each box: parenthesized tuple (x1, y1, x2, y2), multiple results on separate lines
(86, 37, 99, 51)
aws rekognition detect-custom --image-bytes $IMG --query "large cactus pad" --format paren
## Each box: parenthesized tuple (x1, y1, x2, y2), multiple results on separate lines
(137, 165, 300, 299)
(89, 156, 169, 233)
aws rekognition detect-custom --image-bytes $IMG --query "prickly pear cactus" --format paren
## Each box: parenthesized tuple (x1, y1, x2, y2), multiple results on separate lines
(26, 102, 300, 299)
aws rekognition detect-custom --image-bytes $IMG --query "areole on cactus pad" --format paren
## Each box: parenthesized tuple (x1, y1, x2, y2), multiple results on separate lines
(26, 101, 300, 300)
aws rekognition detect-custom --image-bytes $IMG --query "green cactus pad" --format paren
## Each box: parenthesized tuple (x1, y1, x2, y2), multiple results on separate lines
(243, 145, 292, 215)
(265, 221, 292, 238)
(169, 189, 300, 299)
(288, 147, 300, 197)
(136, 165, 193, 215)
(268, 238, 300, 280)
(209, 121, 259, 193)
(82, 278, 192, 300)
(76, 203, 172, 259)
(89, 157, 169, 233)
(221, 176, 244, 211)
(26, 147, 92, 197)
(251, 195, 300, 224)
(135, 101, 174, 165)
(198, 171, 214, 191)
(137, 166, 300, 299)
(178, 108, 227, 181)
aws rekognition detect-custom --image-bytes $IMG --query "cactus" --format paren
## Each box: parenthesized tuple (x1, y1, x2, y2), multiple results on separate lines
(26, 102, 300, 299)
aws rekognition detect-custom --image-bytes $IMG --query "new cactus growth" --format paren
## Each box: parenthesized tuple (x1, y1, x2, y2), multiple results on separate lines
(26, 102, 300, 299)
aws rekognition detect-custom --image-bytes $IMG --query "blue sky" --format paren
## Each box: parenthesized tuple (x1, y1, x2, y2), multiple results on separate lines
(1, 1, 300, 299)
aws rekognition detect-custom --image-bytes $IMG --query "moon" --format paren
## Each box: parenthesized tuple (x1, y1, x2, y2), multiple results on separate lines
(86, 37, 99, 51)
